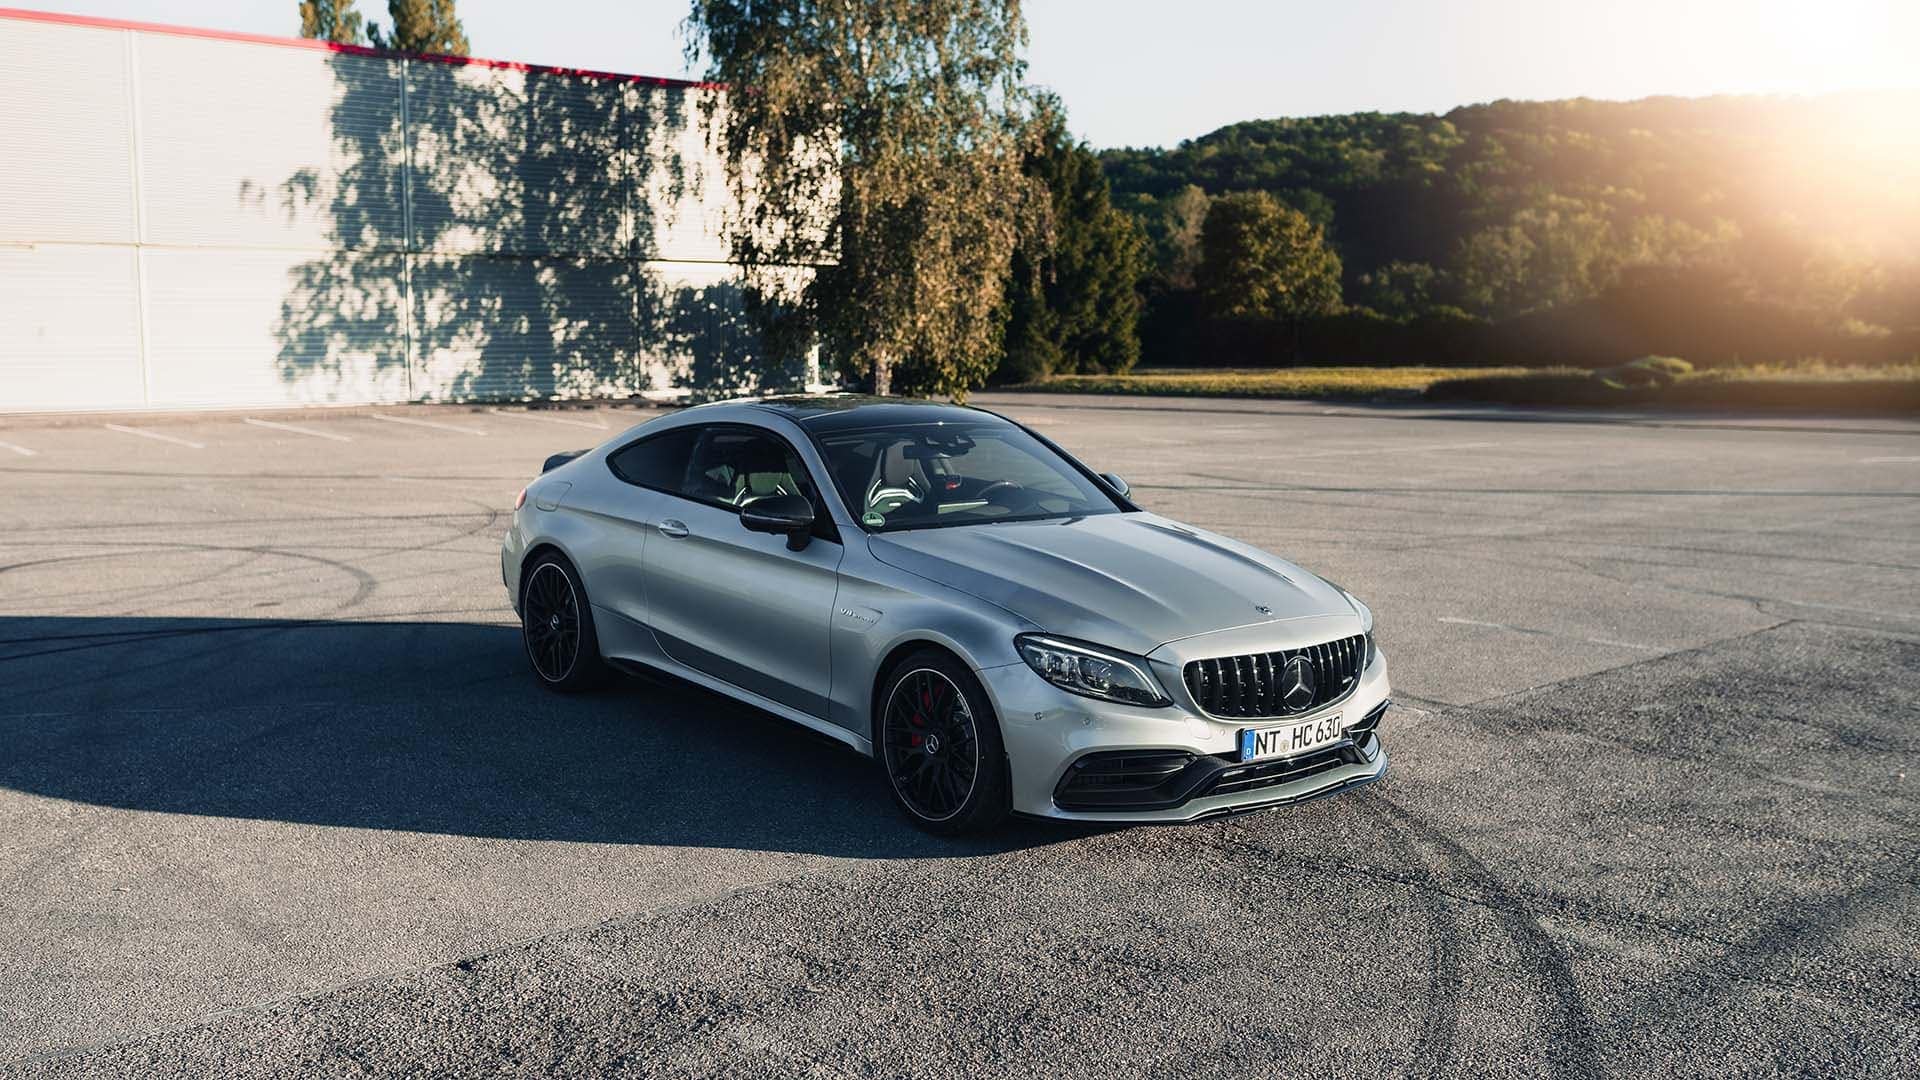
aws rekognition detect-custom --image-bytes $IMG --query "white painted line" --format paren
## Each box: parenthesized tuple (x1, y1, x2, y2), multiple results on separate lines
(244, 417, 352, 443)
(104, 423, 204, 449)
(0, 439, 36, 457)
(1437, 615, 1660, 652)
(487, 408, 607, 430)
(1861, 456, 1920, 464)
(370, 413, 486, 436)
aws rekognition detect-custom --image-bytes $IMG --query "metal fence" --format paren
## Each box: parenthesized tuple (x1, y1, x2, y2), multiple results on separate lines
(0, 9, 812, 413)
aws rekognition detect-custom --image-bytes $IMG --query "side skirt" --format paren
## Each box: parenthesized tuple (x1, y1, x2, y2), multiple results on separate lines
(593, 605, 873, 758)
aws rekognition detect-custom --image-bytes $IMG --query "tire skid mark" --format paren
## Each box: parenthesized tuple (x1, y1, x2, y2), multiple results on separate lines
(60, 551, 276, 616)
(0, 544, 378, 613)
(22, 513, 494, 610)
(1366, 794, 1602, 1080)
(1448, 702, 1920, 817)
(1605, 856, 1920, 1036)
(1205, 805, 1606, 1079)
(1358, 801, 1465, 1079)
(9, 510, 508, 536)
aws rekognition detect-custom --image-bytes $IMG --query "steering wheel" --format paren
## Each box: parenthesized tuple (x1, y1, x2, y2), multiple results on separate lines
(977, 479, 1025, 504)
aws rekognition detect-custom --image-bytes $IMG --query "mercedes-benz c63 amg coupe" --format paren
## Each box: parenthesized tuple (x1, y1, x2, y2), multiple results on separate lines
(503, 396, 1389, 834)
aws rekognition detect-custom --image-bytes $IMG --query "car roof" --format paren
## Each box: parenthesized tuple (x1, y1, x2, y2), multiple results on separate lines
(743, 394, 1002, 434)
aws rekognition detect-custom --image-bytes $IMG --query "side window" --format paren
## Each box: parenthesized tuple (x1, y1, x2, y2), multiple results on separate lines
(607, 427, 699, 491)
(683, 428, 816, 509)
(681, 425, 839, 543)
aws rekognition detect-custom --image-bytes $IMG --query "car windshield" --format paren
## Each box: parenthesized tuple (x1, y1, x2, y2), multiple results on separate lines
(813, 417, 1122, 532)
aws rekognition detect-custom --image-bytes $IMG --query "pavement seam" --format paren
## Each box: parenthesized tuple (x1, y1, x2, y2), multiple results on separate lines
(1426, 619, 1801, 711)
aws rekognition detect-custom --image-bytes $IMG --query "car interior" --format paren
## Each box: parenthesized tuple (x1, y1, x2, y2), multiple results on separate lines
(683, 429, 813, 509)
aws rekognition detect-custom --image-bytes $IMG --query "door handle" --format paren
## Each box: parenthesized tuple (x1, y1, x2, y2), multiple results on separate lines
(657, 519, 689, 538)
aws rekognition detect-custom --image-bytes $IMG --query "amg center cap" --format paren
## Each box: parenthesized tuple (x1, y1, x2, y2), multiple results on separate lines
(924, 733, 942, 755)
(1280, 656, 1316, 710)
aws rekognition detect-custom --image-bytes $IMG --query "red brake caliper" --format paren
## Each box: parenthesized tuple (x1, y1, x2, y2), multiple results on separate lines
(910, 685, 929, 746)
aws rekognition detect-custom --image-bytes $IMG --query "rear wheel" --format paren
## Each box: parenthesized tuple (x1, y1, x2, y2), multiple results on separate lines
(878, 649, 1010, 834)
(520, 553, 605, 691)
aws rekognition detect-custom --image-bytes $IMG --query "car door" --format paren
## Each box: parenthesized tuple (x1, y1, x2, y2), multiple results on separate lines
(643, 423, 844, 719)
(576, 425, 704, 633)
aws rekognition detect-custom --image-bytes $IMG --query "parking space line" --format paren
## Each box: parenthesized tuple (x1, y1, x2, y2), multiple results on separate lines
(244, 418, 352, 443)
(104, 424, 204, 449)
(487, 408, 607, 430)
(370, 414, 487, 436)
(0, 439, 36, 457)
(1861, 456, 1920, 464)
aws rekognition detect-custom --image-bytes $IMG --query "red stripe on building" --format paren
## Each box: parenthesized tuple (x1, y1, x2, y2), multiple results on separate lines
(0, 5, 722, 88)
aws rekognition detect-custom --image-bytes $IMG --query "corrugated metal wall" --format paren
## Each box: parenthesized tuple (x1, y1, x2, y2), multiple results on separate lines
(0, 12, 809, 412)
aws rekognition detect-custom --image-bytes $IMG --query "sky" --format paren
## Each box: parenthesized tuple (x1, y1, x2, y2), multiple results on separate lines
(11, 1, 1917, 147)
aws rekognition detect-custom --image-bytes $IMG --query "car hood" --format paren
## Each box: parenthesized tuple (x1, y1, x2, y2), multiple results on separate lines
(865, 512, 1353, 656)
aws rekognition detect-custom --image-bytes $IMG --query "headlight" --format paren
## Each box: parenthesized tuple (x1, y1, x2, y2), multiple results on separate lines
(1015, 634, 1171, 707)
(1332, 586, 1377, 666)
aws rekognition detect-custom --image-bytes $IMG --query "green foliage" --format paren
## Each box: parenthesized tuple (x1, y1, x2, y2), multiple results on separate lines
(1453, 194, 1618, 319)
(1118, 183, 1208, 290)
(1354, 261, 1438, 321)
(999, 98, 1148, 382)
(685, 0, 1042, 399)
(1197, 192, 1342, 323)
(298, 0, 368, 45)
(1105, 93, 1920, 348)
(368, 0, 471, 56)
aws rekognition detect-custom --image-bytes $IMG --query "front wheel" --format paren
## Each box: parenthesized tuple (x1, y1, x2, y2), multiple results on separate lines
(520, 552, 606, 692)
(878, 649, 1011, 834)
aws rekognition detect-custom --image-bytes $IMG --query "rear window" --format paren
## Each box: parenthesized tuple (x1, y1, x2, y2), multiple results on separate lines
(606, 427, 698, 490)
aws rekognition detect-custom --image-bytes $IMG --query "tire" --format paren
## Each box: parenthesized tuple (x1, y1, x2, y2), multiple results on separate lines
(519, 552, 606, 692)
(877, 648, 1011, 834)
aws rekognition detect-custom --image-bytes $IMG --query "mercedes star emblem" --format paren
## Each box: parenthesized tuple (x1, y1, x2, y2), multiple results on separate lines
(1279, 655, 1317, 710)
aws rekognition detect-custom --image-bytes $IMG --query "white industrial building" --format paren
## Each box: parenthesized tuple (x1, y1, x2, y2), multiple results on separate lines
(0, 7, 814, 413)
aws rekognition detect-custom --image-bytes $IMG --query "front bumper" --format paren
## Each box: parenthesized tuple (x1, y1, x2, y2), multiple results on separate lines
(979, 646, 1391, 823)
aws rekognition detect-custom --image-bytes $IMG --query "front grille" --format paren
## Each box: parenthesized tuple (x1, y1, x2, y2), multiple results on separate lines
(1182, 634, 1368, 719)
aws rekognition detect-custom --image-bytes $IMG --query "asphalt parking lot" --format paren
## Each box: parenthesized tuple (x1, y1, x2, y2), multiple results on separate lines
(2, 393, 1916, 1077)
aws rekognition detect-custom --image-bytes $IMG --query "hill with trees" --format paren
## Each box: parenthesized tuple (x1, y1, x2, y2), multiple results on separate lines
(1100, 92, 1920, 370)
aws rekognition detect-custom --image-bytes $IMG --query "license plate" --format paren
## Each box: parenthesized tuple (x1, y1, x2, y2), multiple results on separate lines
(1239, 713, 1345, 762)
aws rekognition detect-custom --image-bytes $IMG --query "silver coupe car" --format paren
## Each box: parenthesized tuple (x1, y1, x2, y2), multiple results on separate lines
(503, 395, 1390, 833)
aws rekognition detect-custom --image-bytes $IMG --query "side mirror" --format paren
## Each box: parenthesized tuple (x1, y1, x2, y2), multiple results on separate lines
(741, 493, 815, 549)
(1099, 472, 1130, 497)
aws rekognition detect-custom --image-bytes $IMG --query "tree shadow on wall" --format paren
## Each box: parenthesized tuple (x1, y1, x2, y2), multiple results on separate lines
(267, 50, 805, 404)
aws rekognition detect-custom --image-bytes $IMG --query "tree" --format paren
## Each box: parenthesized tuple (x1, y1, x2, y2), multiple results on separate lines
(368, 0, 471, 56)
(298, 0, 368, 45)
(684, 1, 1043, 397)
(999, 96, 1148, 382)
(1452, 196, 1616, 319)
(1198, 191, 1342, 325)
(1356, 260, 1440, 320)
(1159, 184, 1210, 291)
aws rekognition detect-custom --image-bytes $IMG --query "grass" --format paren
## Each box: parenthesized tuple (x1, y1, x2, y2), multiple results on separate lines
(1006, 366, 1533, 401)
(1009, 360, 1920, 413)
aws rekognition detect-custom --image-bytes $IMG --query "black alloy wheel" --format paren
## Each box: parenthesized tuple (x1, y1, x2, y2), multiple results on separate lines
(879, 650, 1009, 833)
(521, 554, 603, 691)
